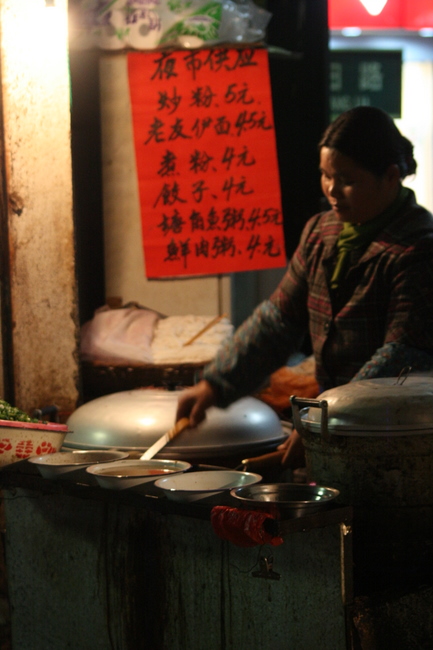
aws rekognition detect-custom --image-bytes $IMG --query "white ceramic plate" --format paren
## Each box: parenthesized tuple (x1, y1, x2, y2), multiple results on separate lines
(154, 470, 262, 502)
(28, 449, 129, 479)
(86, 459, 192, 490)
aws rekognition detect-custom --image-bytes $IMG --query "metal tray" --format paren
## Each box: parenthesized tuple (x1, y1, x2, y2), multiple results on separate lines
(230, 483, 340, 517)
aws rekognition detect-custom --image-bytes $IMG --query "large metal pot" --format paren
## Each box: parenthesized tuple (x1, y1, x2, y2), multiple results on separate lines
(290, 375, 433, 584)
(292, 374, 433, 437)
(64, 389, 286, 463)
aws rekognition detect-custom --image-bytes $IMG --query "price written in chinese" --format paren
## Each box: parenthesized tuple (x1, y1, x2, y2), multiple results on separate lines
(128, 47, 286, 278)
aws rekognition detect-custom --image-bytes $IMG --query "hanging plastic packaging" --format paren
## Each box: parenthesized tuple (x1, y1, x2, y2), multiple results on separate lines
(70, 0, 272, 50)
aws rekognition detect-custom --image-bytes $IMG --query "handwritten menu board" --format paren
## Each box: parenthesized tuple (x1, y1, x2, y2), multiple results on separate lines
(128, 47, 286, 278)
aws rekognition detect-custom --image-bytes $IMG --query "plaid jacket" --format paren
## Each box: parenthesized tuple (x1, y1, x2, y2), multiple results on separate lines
(204, 190, 433, 404)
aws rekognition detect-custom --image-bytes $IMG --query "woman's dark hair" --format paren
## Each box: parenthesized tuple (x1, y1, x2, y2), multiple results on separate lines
(319, 106, 417, 179)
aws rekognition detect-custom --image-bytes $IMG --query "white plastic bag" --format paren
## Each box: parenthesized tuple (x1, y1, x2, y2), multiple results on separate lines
(80, 305, 161, 365)
(70, 0, 272, 50)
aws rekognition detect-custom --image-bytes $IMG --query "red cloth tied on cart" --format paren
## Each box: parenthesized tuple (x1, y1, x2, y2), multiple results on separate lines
(210, 506, 284, 547)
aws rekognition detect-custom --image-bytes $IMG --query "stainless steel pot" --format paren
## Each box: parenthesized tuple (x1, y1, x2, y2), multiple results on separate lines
(64, 389, 286, 461)
(289, 375, 433, 579)
(291, 374, 433, 437)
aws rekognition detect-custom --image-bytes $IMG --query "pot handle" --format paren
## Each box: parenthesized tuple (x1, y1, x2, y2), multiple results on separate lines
(290, 395, 330, 442)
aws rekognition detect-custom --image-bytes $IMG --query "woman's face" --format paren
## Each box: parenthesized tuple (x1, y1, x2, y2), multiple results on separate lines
(319, 147, 400, 224)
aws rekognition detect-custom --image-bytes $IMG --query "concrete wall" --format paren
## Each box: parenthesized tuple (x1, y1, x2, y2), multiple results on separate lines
(0, 0, 79, 414)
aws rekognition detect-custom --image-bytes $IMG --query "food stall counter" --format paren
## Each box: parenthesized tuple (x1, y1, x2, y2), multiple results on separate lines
(0, 460, 353, 650)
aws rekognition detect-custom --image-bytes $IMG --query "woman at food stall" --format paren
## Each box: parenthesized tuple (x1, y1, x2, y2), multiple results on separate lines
(176, 106, 433, 467)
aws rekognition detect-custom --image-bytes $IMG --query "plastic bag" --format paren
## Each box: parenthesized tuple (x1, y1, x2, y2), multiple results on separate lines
(70, 0, 272, 50)
(80, 305, 161, 365)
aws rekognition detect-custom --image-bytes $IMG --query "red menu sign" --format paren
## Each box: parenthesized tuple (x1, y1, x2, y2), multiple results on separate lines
(128, 48, 286, 278)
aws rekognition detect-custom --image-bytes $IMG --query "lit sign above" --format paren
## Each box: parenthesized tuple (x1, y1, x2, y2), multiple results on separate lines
(329, 0, 433, 30)
(359, 0, 389, 17)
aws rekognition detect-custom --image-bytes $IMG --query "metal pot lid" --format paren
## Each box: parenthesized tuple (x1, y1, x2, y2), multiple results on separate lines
(299, 375, 433, 434)
(64, 389, 285, 458)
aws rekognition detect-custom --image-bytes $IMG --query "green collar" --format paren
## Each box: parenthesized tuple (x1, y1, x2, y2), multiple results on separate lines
(330, 186, 410, 290)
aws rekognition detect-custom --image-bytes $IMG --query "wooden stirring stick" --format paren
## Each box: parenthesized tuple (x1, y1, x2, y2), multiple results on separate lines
(183, 313, 228, 346)
(140, 417, 190, 460)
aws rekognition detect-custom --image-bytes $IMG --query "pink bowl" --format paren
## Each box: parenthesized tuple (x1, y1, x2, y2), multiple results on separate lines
(0, 420, 70, 467)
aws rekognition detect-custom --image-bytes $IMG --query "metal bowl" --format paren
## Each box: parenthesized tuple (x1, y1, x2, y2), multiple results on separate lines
(28, 450, 129, 480)
(0, 420, 70, 467)
(86, 459, 192, 490)
(230, 483, 340, 517)
(155, 470, 262, 502)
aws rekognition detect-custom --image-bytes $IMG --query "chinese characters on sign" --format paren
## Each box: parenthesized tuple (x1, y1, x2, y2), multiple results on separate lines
(128, 48, 286, 278)
(329, 50, 402, 120)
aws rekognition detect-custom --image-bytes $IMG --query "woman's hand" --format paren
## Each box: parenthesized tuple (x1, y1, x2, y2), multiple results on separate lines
(176, 380, 218, 428)
(277, 428, 306, 469)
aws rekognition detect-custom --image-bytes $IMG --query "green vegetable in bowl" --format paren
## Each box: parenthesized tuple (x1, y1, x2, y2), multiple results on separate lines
(0, 399, 41, 423)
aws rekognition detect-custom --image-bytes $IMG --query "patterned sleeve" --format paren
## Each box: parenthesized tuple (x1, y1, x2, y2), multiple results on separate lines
(384, 234, 433, 351)
(202, 299, 306, 407)
(351, 342, 433, 381)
